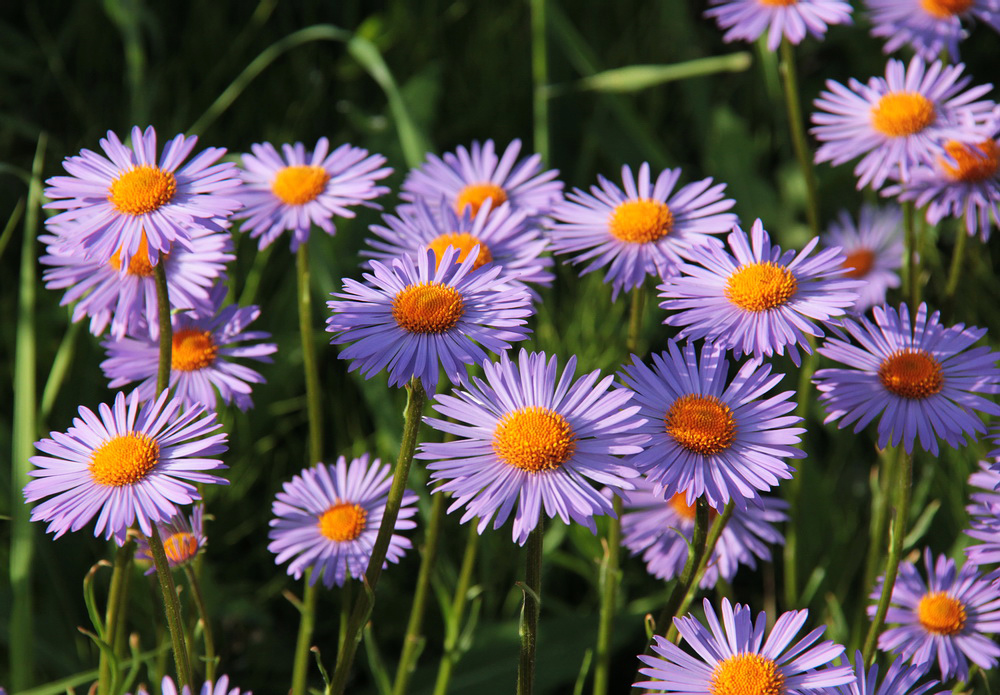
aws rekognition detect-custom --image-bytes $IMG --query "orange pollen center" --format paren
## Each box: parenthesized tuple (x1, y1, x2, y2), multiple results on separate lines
(90, 433, 160, 487)
(670, 493, 699, 521)
(920, 0, 974, 17)
(709, 653, 786, 695)
(271, 165, 330, 206)
(939, 140, 1000, 183)
(108, 165, 177, 216)
(608, 199, 674, 244)
(427, 233, 494, 270)
(391, 283, 465, 334)
(842, 248, 876, 279)
(493, 406, 577, 473)
(758, 0, 798, 6)
(725, 262, 798, 312)
(108, 233, 164, 276)
(455, 182, 508, 217)
(163, 532, 199, 565)
(171, 329, 218, 372)
(318, 502, 368, 542)
(666, 394, 737, 456)
(918, 592, 967, 635)
(871, 92, 936, 137)
(878, 349, 944, 399)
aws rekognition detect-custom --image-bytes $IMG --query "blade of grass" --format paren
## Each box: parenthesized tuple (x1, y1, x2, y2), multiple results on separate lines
(0, 197, 26, 264)
(39, 319, 82, 425)
(567, 53, 751, 94)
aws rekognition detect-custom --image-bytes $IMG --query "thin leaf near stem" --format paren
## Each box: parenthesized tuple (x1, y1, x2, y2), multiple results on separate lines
(297, 242, 324, 467)
(778, 39, 820, 235)
(183, 564, 217, 683)
(518, 523, 544, 695)
(99, 540, 135, 695)
(291, 576, 319, 695)
(433, 520, 482, 695)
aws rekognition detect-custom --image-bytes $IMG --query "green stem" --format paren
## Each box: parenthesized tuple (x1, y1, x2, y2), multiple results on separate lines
(147, 527, 193, 692)
(291, 575, 320, 695)
(433, 520, 481, 695)
(183, 564, 217, 683)
(297, 242, 324, 466)
(530, 0, 549, 163)
(392, 491, 447, 695)
(339, 579, 353, 654)
(656, 500, 710, 630)
(778, 39, 820, 235)
(862, 449, 912, 667)
(153, 262, 172, 395)
(518, 523, 544, 695)
(945, 223, 968, 300)
(330, 377, 427, 695)
(903, 202, 919, 310)
(99, 540, 136, 695)
(862, 447, 898, 602)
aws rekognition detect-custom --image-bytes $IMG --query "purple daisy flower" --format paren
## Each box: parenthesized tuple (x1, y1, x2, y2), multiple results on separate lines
(418, 349, 646, 545)
(835, 650, 939, 695)
(365, 199, 554, 294)
(870, 548, 1000, 681)
(268, 455, 417, 588)
(705, 0, 853, 52)
(44, 126, 241, 268)
(23, 390, 228, 544)
(813, 302, 1000, 455)
(964, 448, 1000, 567)
(547, 163, 738, 299)
(401, 139, 562, 222)
(622, 475, 788, 588)
(618, 341, 804, 512)
(812, 57, 996, 190)
(132, 675, 249, 695)
(326, 246, 534, 392)
(135, 504, 207, 574)
(40, 223, 233, 339)
(659, 219, 860, 366)
(235, 137, 391, 251)
(100, 286, 277, 412)
(635, 597, 855, 694)
(821, 204, 904, 313)
(864, 0, 1000, 62)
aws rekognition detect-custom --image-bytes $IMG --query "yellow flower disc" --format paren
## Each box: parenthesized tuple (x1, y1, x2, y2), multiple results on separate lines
(455, 182, 507, 217)
(725, 263, 799, 312)
(871, 92, 936, 137)
(609, 199, 674, 244)
(90, 433, 160, 487)
(709, 653, 786, 695)
(493, 406, 576, 473)
(878, 349, 944, 399)
(665, 394, 737, 456)
(842, 248, 876, 279)
(939, 140, 1000, 183)
(271, 165, 330, 205)
(172, 329, 219, 372)
(318, 502, 368, 542)
(163, 532, 199, 565)
(918, 591, 967, 635)
(391, 283, 465, 334)
(108, 165, 177, 216)
(427, 233, 494, 270)
(920, 0, 973, 17)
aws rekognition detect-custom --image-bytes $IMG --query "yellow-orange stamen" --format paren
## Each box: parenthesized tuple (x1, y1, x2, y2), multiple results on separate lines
(108, 165, 177, 216)
(725, 263, 798, 312)
(709, 653, 786, 695)
(90, 433, 160, 487)
(455, 182, 507, 217)
(878, 348, 944, 399)
(391, 283, 465, 334)
(318, 502, 368, 542)
(920, 0, 973, 17)
(608, 199, 674, 244)
(427, 233, 494, 270)
(493, 406, 576, 473)
(939, 140, 1000, 183)
(666, 394, 737, 456)
(163, 532, 199, 565)
(271, 165, 330, 206)
(871, 92, 936, 137)
(108, 233, 162, 276)
(918, 591, 967, 635)
(842, 248, 875, 279)
(172, 329, 218, 372)
(758, 0, 797, 6)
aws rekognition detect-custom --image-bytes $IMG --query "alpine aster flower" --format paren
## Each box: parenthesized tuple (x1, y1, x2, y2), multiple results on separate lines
(135, 504, 207, 574)
(705, 0, 853, 51)
(132, 675, 249, 695)
(864, 0, 1000, 62)
(821, 204, 904, 313)
(964, 448, 1000, 567)
(835, 650, 939, 695)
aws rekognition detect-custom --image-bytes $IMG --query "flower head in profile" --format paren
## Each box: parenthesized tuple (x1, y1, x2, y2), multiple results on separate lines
(24, 390, 228, 544)
(835, 650, 939, 695)
(864, 0, 1000, 62)
(44, 126, 241, 268)
(131, 674, 249, 695)
(813, 302, 1000, 454)
(401, 139, 562, 221)
(101, 286, 277, 412)
(705, 0, 853, 51)
(135, 504, 207, 574)
(235, 137, 391, 251)
(821, 204, 904, 313)
(963, 440, 1000, 567)
(327, 246, 534, 392)
(548, 163, 737, 299)
(419, 349, 646, 545)
(635, 598, 854, 694)
(660, 220, 860, 366)
(870, 548, 1000, 680)
(618, 341, 804, 512)
(268, 455, 417, 588)
(812, 57, 996, 190)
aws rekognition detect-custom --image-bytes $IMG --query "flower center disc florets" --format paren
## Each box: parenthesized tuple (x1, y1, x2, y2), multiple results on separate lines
(709, 653, 786, 695)
(455, 182, 507, 217)
(108, 165, 178, 216)
(725, 262, 798, 312)
(940, 140, 1000, 183)
(172, 329, 219, 372)
(318, 502, 368, 542)
(609, 199, 674, 244)
(90, 433, 160, 487)
(164, 532, 199, 565)
(271, 165, 330, 206)
(428, 233, 494, 270)
(920, 0, 973, 17)
(918, 591, 967, 634)
(842, 248, 875, 279)
(108, 233, 163, 276)
(871, 92, 936, 137)
(758, 0, 798, 6)
(666, 394, 737, 456)
(493, 406, 577, 473)
(878, 348, 944, 399)
(392, 283, 465, 334)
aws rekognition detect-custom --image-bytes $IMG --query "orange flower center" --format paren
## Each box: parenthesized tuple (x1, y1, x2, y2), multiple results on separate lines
(669, 494, 719, 523)
(758, 0, 798, 6)
(108, 233, 163, 276)
(271, 165, 330, 206)
(493, 406, 577, 473)
(90, 433, 160, 487)
(725, 263, 798, 312)
(108, 165, 177, 216)
(163, 532, 200, 565)
(318, 502, 368, 542)
(666, 394, 737, 456)
(427, 233, 494, 270)
(608, 199, 674, 244)
(842, 248, 875, 279)
(709, 653, 786, 695)
(917, 591, 967, 635)
(391, 283, 465, 334)
(939, 140, 1000, 183)
(455, 182, 507, 217)
(878, 349, 944, 399)
(871, 92, 936, 137)
(172, 329, 219, 372)
(920, 0, 973, 17)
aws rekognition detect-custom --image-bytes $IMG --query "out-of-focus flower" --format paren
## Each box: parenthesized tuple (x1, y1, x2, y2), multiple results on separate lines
(864, 0, 1000, 62)
(705, 0, 853, 51)
(821, 204, 904, 313)
(135, 504, 207, 574)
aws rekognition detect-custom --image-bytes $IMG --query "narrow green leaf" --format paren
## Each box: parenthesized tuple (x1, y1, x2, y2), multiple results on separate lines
(40, 319, 82, 426)
(0, 198, 26, 268)
(571, 53, 752, 94)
